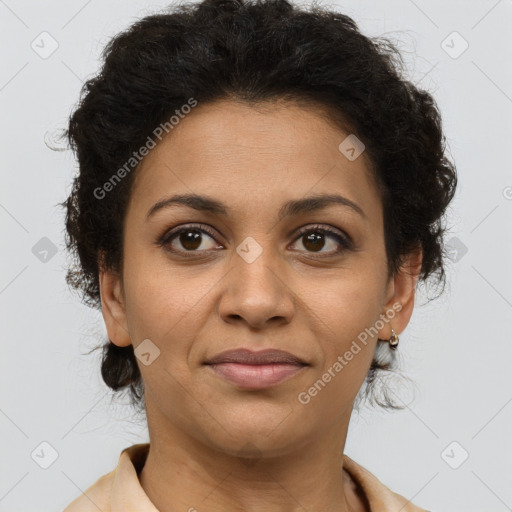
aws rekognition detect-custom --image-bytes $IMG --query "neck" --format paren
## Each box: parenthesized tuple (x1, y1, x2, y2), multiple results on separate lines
(138, 403, 368, 512)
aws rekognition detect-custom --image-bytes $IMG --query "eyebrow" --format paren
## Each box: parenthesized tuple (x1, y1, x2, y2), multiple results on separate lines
(145, 192, 367, 222)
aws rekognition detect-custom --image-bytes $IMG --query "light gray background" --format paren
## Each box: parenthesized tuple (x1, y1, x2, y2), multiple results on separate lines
(1, 1, 511, 511)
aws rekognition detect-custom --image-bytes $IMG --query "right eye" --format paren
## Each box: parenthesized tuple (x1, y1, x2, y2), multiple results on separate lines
(158, 223, 224, 255)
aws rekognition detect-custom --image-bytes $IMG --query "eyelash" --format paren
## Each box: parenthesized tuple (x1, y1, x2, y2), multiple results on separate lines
(157, 223, 353, 258)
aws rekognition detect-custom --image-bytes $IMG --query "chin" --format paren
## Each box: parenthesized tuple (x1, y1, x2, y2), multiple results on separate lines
(200, 414, 310, 457)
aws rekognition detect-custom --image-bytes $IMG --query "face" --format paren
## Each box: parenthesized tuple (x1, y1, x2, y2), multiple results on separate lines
(100, 99, 420, 457)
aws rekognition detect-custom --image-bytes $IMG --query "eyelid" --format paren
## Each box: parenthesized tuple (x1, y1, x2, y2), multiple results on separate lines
(293, 223, 351, 243)
(160, 223, 222, 246)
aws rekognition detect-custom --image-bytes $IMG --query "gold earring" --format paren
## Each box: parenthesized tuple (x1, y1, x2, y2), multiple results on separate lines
(377, 328, 399, 350)
(388, 329, 399, 349)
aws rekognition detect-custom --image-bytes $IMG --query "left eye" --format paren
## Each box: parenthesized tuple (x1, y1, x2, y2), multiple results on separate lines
(290, 226, 350, 255)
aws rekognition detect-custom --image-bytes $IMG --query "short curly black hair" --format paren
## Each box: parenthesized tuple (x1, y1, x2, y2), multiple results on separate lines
(58, 0, 457, 413)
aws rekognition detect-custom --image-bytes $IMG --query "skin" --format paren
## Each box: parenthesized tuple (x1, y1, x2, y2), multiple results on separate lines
(99, 99, 422, 512)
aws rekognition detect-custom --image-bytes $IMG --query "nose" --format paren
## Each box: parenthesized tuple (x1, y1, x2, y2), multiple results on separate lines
(217, 247, 295, 330)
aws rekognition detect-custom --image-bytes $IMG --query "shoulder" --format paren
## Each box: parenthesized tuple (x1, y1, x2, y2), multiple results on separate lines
(342, 454, 430, 512)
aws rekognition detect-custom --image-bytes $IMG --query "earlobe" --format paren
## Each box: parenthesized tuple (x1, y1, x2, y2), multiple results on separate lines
(379, 248, 423, 339)
(98, 267, 132, 347)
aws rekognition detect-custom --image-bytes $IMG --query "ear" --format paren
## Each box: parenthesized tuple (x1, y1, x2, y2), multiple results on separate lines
(98, 255, 131, 348)
(378, 247, 423, 340)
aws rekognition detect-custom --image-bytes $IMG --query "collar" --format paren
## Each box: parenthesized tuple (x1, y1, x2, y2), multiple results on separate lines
(111, 443, 159, 511)
(342, 453, 428, 511)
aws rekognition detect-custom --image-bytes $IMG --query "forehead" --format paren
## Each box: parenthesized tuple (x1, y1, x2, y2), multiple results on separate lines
(127, 99, 381, 223)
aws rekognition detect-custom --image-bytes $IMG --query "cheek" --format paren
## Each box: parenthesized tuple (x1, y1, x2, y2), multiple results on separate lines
(121, 259, 183, 349)
(121, 257, 216, 369)
(316, 266, 385, 326)
(314, 274, 383, 370)
(310, 287, 380, 409)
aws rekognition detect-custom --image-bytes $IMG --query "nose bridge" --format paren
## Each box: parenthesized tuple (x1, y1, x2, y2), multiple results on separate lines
(233, 233, 284, 295)
(217, 233, 295, 327)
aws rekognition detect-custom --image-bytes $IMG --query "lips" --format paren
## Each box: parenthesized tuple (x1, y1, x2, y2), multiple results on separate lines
(204, 348, 308, 389)
(204, 348, 307, 365)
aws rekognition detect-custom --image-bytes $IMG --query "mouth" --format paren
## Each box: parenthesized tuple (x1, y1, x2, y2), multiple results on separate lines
(203, 348, 309, 390)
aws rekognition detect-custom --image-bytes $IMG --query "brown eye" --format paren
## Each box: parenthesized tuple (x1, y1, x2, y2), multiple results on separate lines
(302, 232, 327, 252)
(159, 224, 222, 254)
(177, 230, 203, 251)
(290, 225, 351, 256)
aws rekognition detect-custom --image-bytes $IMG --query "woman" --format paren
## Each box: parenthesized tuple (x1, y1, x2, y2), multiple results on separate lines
(61, 0, 456, 510)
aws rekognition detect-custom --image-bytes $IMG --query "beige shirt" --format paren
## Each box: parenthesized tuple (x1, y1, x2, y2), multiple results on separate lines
(63, 443, 429, 511)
